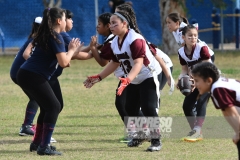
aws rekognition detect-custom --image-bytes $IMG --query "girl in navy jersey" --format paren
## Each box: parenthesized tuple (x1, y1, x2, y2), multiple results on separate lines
(191, 62, 240, 159)
(177, 25, 212, 142)
(84, 10, 162, 152)
(10, 17, 42, 136)
(16, 8, 81, 156)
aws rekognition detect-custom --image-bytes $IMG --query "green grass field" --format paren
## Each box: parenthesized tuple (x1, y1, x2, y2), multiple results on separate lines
(0, 52, 240, 160)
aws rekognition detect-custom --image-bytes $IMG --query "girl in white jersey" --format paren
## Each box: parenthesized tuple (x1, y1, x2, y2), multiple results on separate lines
(177, 25, 212, 142)
(192, 62, 240, 159)
(84, 10, 162, 152)
(166, 12, 215, 62)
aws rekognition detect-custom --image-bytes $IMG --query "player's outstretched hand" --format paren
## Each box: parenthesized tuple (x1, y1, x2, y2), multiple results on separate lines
(189, 75, 195, 92)
(68, 38, 80, 51)
(83, 74, 102, 88)
(117, 77, 131, 96)
(233, 133, 240, 145)
(90, 36, 97, 49)
(169, 75, 175, 95)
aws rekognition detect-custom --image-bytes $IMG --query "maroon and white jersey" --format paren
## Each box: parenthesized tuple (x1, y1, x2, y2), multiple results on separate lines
(98, 34, 125, 78)
(178, 41, 211, 71)
(173, 28, 214, 56)
(111, 29, 161, 84)
(211, 77, 240, 110)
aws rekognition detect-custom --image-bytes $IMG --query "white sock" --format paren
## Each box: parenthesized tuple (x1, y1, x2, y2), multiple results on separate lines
(193, 126, 201, 133)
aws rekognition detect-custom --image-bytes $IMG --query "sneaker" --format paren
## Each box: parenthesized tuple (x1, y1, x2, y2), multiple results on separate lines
(37, 145, 61, 156)
(147, 139, 162, 152)
(19, 124, 35, 136)
(50, 137, 57, 143)
(127, 131, 148, 147)
(184, 129, 203, 142)
(30, 142, 56, 152)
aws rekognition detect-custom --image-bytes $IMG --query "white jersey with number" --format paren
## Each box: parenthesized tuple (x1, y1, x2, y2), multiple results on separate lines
(111, 29, 161, 84)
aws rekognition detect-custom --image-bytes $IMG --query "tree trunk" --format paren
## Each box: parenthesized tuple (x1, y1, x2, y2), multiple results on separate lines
(42, 0, 62, 8)
(159, 0, 186, 54)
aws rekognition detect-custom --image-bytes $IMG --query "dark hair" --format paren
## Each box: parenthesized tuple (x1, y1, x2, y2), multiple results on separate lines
(96, 13, 113, 50)
(28, 20, 41, 39)
(66, 9, 73, 19)
(114, 10, 141, 34)
(116, 3, 140, 34)
(32, 7, 65, 50)
(167, 12, 189, 24)
(98, 12, 112, 25)
(191, 62, 220, 83)
(181, 24, 197, 35)
(113, 11, 156, 55)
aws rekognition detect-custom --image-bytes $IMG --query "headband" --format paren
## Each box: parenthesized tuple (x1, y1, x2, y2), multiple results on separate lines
(179, 22, 198, 30)
(114, 12, 128, 24)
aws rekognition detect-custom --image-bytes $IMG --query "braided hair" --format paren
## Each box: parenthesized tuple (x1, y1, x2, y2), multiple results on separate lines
(114, 10, 157, 54)
(116, 4, 140, 34)
(32, 7, 65, 50)
(114, 10, 141, 34)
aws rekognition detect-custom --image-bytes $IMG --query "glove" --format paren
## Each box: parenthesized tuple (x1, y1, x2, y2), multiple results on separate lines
(83, 78, 94, 88)
(169, 75, 175, 95)
(117, 77, 131, 96)
(83, 74, 102, 88)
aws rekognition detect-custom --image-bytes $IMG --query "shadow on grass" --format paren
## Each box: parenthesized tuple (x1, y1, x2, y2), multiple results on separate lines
(64, 114, 120, 119)
(0, 150, 32, 154)
(0, 139, 30, 144)
(57, 124, 123, 127)
(59, 139, 121, 144)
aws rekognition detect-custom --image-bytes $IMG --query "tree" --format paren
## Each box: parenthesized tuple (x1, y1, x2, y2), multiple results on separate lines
(159, 0, 228, 54)
(42, 0, 61, 8)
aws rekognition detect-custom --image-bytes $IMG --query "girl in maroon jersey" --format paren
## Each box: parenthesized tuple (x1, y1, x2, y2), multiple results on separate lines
(191, 62, 240, 159)
(177, 25, 212, 142)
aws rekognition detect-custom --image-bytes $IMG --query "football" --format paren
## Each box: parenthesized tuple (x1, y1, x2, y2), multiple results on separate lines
(177, 75, 193, 96)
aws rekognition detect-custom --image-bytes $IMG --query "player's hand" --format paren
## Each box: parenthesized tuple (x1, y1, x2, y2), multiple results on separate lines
(117, 77, 131, 96)
(68, 38, 80, 51)
(90, 36, 97, 49)
(169, 75, 175, 95)
(189, 75, 195, 92)
(232, 133, 240, 144)
(83, 74, 102, 88)
(66, 63, 70, 68)
(83, 78, 94, 88)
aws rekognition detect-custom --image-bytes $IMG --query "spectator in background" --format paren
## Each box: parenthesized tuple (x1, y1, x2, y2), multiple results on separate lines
(108, 0, 132, 13)
(0, 27, 5, 53)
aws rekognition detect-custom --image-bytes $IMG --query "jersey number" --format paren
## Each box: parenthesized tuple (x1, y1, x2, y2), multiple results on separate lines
(120, 60, 132, 74)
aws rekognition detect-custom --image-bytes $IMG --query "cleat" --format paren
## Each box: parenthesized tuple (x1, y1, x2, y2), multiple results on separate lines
(147, 139, 162, 152)
(30, 142, 56, 152)
(19, 124, 35, 136)
(127, 131, 148, 147)
(184, 129, 203, 142)
(37, 145, 61, 156)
